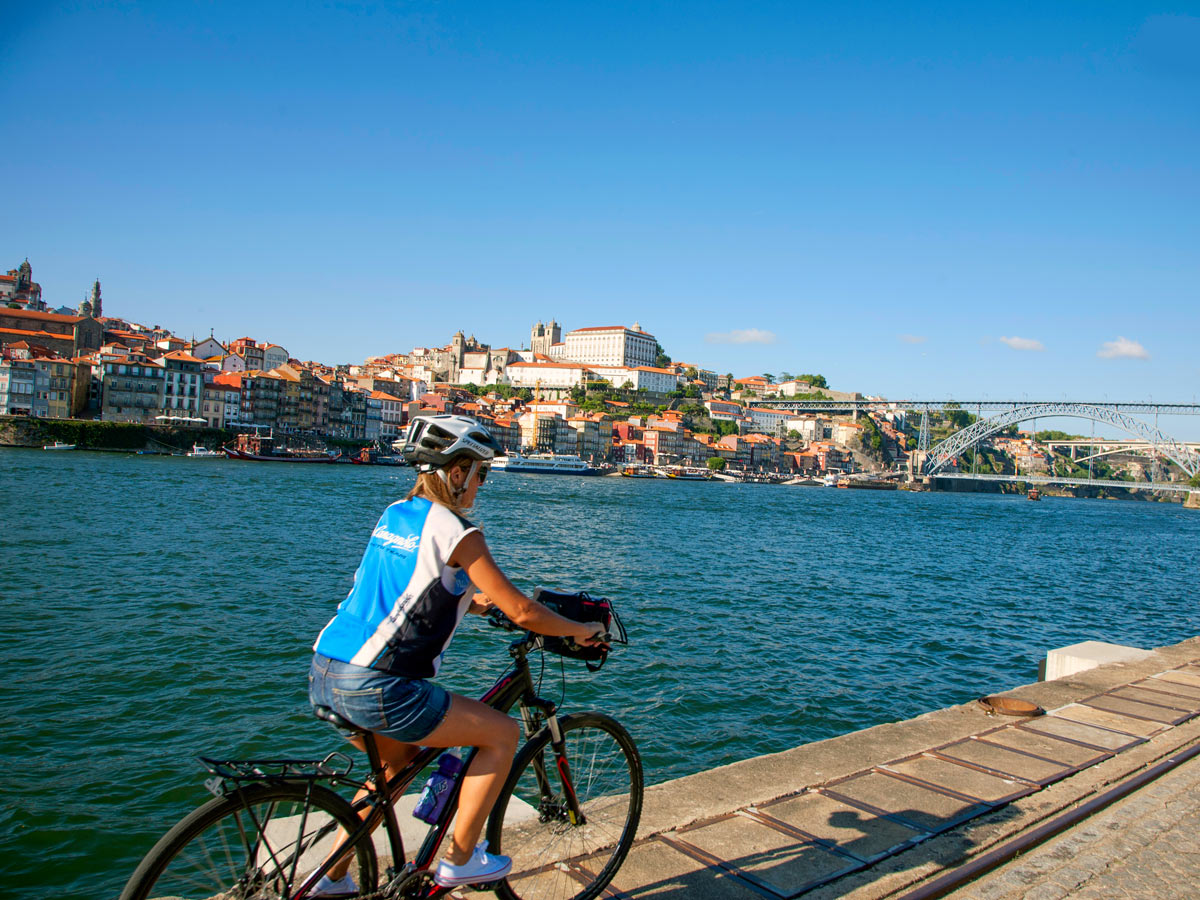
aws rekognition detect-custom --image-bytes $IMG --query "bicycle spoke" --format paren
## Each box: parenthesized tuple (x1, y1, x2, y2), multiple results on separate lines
(121, 784, 376, 900)
(490, 714, 642, 900)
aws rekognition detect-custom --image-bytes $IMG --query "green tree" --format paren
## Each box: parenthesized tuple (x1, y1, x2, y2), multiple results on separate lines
(797, 373, 828, 389)
(654, 342, 671, 367)
(707, 456, 727, 471)
(1190, 472, 1200, 488)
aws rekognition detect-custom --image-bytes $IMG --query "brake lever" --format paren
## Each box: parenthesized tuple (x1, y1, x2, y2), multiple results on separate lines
(566, 632, 612, 651)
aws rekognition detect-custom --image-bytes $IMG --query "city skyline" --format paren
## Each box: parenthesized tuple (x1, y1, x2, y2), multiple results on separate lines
(3, 3, 1197, 424)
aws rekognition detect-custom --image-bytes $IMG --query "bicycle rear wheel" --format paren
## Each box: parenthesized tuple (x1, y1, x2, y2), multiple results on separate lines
(119, 781, 378, 900)
(486, 712, 643, 900)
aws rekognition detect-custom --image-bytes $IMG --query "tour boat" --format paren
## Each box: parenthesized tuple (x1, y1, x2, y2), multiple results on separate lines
(187, 444, 225, 458)
(43, 442, 76, 451)
(223, 432, 341, 463)
(664, 466, 712, 481)
(492, 453, 599, 476)
(620, 465, 658, 478)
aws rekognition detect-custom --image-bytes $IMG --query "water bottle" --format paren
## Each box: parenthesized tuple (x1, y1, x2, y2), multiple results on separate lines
(412, 751, 463, 824)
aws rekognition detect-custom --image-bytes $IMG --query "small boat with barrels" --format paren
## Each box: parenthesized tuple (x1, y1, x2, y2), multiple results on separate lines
(223, 432, 341, 463)
(1027, 487, 1041, 501)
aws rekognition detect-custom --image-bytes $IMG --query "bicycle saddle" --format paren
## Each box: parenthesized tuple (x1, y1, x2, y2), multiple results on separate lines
(312, 704, 363, 733)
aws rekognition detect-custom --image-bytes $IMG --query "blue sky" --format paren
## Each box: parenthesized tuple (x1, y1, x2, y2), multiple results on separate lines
(3, 2, 1198, 433)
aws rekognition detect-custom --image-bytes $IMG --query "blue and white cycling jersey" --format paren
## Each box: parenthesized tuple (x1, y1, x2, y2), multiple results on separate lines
(314, 496, 479, 679)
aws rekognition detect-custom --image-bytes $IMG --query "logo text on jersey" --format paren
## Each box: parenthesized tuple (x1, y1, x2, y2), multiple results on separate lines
(372, 527, 420, 552)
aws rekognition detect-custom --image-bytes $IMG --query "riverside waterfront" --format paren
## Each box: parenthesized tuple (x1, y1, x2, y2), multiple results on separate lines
(3, 448, 1199, 898)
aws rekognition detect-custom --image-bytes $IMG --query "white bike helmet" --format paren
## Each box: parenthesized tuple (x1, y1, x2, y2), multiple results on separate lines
(402, 414, 502, 473)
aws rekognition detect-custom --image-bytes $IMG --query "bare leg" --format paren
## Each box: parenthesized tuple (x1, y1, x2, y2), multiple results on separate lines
(325, 693, 518, 877)
(415, 694, 520, 865)
(325, 733, 421, 881)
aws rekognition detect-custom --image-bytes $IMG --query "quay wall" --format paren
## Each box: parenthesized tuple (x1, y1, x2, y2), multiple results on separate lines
(0, 414, 229, 451)
(929, 473, 1178, 502)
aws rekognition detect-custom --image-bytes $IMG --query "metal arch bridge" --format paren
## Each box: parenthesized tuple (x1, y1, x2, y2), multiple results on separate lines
(921, 402, 1200, 478)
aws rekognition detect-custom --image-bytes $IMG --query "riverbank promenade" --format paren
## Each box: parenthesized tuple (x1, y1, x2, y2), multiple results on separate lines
(514, 636, 1200, 900)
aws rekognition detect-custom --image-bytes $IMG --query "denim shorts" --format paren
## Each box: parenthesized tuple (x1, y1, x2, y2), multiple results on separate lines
(309, 653, 452, 743)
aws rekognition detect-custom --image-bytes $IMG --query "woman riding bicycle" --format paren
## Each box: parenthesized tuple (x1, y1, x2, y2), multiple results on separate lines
(308, 414, 606, 893)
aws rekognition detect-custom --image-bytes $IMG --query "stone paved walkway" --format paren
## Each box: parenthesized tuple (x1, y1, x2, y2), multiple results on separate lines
(946, 754, 1200, 900)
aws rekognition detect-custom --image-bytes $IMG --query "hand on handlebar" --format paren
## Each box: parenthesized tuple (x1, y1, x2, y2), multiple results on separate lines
(569, 621, 610, 651)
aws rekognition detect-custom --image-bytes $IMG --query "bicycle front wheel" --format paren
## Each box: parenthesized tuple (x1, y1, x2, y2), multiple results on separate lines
(119, 781, 378, 900)
(487, 712, 643, 900)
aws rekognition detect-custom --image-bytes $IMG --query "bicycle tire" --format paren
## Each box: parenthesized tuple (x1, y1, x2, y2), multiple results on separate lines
(119, 781, 378, 900)
(486, 712, 643, 900)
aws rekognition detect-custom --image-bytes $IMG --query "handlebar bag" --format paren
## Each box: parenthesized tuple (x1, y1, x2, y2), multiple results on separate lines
(533, 588, 625, 671)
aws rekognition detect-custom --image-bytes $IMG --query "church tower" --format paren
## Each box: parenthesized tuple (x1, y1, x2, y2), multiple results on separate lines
(530, 319, 561, 356)
(90, 279, 103, 318)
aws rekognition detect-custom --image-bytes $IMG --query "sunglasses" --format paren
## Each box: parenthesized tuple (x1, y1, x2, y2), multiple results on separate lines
(476, 463, 490, 485)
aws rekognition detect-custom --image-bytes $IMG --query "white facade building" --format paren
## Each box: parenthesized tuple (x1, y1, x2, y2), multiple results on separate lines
(747, 406, 794, 434)
(786, 416, 827, 441)
(589, 365, 678, 395)
(505, 360, 590, 390)
(559, 324, 656, 368)
(262, 344, 289, 371)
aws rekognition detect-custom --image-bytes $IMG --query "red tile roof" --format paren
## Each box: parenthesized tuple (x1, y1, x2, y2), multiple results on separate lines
(0, 308, 83, 324)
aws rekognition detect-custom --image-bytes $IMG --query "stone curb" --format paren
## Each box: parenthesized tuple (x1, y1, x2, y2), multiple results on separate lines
(616, 635, 1200, 899)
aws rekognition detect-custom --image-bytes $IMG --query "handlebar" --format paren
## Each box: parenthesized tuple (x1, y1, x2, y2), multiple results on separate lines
(484, 607, 611, 647)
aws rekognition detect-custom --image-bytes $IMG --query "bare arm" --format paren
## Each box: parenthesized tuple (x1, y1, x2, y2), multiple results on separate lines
(451, 532, 604, 644)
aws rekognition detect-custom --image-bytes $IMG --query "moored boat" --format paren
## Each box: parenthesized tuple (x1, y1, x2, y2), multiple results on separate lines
(620, 465, 658, 478)
(1027, 487, 1041, 501)
(43, 442, 76, 451)
(664, 466, 712, 481)
(352, 447, 406, 466)
(223, 432, 341, 463)
(186, 444, 224, 458)
(492, 453, 599, 475)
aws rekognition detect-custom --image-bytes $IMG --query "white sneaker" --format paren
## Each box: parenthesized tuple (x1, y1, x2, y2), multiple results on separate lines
(311, 872, 358, 896)
(433, 841, 513, 887)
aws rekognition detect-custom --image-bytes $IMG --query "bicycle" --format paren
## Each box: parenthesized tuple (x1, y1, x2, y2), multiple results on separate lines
(119, 595, 641, 900)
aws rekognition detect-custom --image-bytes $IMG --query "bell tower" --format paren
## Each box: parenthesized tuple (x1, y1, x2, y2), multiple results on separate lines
(90, 279, 103, 318)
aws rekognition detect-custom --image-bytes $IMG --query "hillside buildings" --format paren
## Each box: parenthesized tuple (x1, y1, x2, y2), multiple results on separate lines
(0, 266, 892, 474)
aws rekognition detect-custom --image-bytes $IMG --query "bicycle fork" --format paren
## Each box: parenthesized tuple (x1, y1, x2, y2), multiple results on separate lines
(524, 708, 587, 828)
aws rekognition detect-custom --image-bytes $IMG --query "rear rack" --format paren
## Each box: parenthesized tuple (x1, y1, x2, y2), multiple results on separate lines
(199, 751, 355, 783)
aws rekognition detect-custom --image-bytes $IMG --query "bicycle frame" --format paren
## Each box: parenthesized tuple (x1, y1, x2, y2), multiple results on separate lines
(289, 634, 567, 899)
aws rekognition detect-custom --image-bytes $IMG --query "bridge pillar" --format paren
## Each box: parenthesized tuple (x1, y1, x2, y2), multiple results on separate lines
(907, 450, 927, 482)
(1186, 491, 1200, 510)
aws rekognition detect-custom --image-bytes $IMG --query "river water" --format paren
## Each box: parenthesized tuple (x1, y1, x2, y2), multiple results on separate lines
(2, 447, 1198, 897)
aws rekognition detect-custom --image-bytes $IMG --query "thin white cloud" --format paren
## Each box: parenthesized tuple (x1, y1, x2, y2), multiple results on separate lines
(999, 336, 1046, 352)
(898, 334, 927, 344)
(705, 328, 777, 345)
(1098, 336, 1149, 360)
